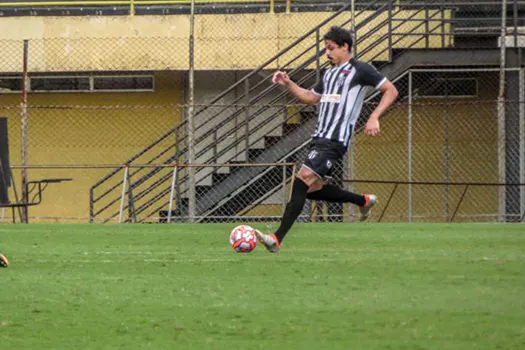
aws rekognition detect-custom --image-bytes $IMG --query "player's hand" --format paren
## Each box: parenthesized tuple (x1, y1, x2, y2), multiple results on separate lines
(272, 71, 290, 86)
(365, 118, 380, 136)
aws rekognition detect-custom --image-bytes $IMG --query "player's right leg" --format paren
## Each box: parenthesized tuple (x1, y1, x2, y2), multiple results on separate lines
(254, 230, 280, 253)
(256, 167, 320, 253)
(0, 253, 9, 268)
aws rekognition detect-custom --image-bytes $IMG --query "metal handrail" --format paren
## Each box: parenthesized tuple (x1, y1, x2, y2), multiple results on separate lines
(192, 4, 386, 157)
(89, 1, 357, 217)
(90, 1, 388, 220)
(90, 0, 468, 222)
(0, 0, 293, 16)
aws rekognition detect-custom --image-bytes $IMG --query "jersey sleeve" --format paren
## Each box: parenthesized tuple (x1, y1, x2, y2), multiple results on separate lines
(358, 62, 387, 90)
(311, 70, 325, 96)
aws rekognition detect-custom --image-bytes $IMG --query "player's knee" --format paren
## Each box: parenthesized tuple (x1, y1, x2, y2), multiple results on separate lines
(308, 181, 323, 193)
(297, 167, 318, 187)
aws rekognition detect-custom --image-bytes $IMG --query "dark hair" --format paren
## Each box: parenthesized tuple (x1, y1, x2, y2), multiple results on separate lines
(323, 26, 353, 51)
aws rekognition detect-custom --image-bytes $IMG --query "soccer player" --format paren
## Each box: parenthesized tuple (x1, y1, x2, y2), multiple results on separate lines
(256, 26, 398, 253)
(0, 252, 8, 267)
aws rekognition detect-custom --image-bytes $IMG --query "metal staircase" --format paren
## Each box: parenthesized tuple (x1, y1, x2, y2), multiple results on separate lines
(89, 0, 463, 223)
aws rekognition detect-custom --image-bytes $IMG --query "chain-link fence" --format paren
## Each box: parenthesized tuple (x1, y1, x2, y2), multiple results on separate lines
(0, 0, 523, 223)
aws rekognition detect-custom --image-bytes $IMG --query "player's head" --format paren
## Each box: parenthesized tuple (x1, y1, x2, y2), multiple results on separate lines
(323, 26, 353, 65)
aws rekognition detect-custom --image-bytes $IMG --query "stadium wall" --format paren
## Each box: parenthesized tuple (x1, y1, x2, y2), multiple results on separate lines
(0, 10, 450, 71)
(0, 71, 183, 221)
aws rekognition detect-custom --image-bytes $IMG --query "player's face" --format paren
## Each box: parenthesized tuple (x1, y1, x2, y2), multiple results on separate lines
(325, 40, 350, 66)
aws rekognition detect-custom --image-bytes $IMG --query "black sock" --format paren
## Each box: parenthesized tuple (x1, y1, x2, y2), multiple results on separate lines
(274, 178, 309, 243)
(306, 184, 366, 206)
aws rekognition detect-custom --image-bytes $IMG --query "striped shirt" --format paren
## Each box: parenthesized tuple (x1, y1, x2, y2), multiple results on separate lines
(311, 58, 387, 147)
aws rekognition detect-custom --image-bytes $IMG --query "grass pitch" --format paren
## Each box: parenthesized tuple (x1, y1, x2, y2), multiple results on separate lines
(1, 223, 524, 349)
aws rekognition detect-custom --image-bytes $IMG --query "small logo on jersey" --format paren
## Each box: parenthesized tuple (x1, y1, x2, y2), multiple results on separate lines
(320, 94, 341, 103)
(308, 150, 318, 160)
(326, 160, 332, 169)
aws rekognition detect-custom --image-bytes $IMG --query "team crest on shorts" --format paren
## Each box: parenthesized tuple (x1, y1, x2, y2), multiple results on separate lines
(308, 150, 318, 159)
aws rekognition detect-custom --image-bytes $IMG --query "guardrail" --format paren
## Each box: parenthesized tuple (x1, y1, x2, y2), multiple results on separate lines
(0, 0, 293, 15)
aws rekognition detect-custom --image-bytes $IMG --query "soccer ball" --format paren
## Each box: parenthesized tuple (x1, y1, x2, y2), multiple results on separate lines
(229, 225, 257, 253)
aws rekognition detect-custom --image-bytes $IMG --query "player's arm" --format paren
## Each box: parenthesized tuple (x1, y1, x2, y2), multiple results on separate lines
(365, 79, 398, 136)
(272, 71, 321, 105)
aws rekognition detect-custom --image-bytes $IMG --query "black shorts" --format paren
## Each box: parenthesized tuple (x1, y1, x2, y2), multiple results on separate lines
(302, 138, 346, 179)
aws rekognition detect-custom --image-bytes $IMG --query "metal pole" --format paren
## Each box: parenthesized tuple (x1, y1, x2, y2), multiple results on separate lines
(130, 0, 134, 16)
(351, 0, 356, 57)
(118, 166, 129, 223)
(408, 70, 413, 222)
(126, 168, 136, 223)
(21, 39, 29, 223)
(497, 0, 507, 222)
(316, 28, 320, 81)
(282, 163, 286, 215)
(388, 0, 392, 62)
(244, 79, 250, 162)
(518, 68, 525, 221)
(175, 127, 181, 220)
(167, 165, 178, 223)
(443, 86, 450, 221)
(187, 0, 196, 222)
(89, 188, 94, 223)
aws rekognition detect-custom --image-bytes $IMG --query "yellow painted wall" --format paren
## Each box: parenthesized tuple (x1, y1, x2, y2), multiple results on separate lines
(0, 10, 451, 72)
(1, 71, 183, 222)
(241, 94, 499, 223)
(352, 98, 498, 222)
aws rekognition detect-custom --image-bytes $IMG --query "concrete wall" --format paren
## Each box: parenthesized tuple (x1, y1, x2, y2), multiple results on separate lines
(0, 10, 451, 72)
(1, 71, 183, 221)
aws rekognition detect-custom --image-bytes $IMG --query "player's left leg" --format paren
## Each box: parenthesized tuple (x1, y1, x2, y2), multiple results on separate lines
(306, 185, 377, 221)
(306, 184, 366, 205)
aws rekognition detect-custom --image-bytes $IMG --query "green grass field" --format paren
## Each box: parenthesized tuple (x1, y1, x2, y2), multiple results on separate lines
(1, 223, 524, 349)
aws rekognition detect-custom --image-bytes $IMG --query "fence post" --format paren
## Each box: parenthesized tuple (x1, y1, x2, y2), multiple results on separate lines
(126, 168, 136, 223)
(168, 165, 178, 224)
(118, 166, 129, 223)
(20, 39, 29, 223)
(351, 0, 356, 57)
(387, 0, 393, 63)
(408, 70, 413, 222)
(497, 0, 507, 222)
(244, 79, 250, 162)
(316, 28, 321, 80)
(188, 0, 196, 222)
(130, 0, 135, 16)
(518, 68, 525, 217)
(282, 163, 286, 215)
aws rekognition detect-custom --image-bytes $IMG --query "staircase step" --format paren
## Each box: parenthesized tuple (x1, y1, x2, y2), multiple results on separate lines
(196, 185, 213, 197)
(282, 123, 301, 136)
(264, 135, 282, 147)
(248, 148, 265, 161)
(228, 161, 246, 174)
(212, 172, 230, 185)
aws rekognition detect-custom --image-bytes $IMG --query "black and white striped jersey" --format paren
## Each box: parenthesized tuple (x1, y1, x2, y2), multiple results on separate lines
(311, 58, 386, 147)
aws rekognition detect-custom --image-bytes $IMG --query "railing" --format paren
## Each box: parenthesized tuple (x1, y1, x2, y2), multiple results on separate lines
(90, 0, 397, 222)
(0, 0, 294, 15)
(90, 0, 496, 223)
(89, 0, 359, 222)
